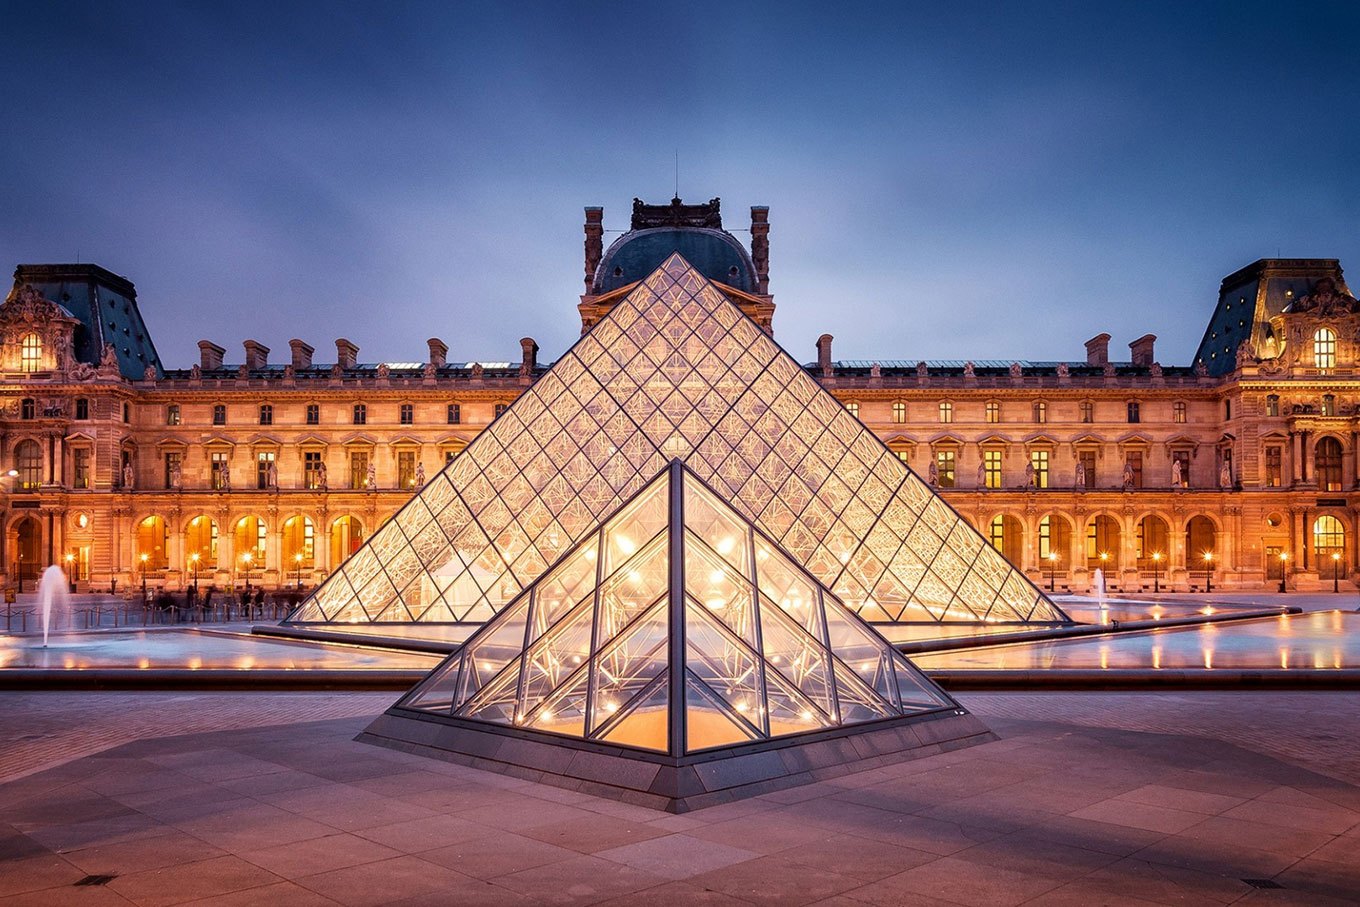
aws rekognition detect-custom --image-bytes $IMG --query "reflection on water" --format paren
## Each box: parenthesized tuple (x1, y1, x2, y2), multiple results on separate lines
(0, 629, 441, 671)
(913, 610, 1360, 671)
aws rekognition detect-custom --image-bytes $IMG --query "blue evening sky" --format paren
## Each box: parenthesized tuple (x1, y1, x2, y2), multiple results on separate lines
(2, 1, 1355, 369)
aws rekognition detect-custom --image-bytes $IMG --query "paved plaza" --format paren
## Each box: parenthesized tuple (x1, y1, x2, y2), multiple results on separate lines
(1, 690, 1357, 905)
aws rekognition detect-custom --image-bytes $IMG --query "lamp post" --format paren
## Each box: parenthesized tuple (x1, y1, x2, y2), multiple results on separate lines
(139, 552, 149, 599)
(64, 552, 75, 593)
(294, 553, 303, 590)
(1151, 552, 1162, 594)
(1047, 552, 1058, 592)
(242, 552, 253, 591)
(1203, 552, 1213, 594)
(1279, 551, 1288, 593)
(189, 552, 200, 592)
(15, 552, 23, 594)
(1332, 551, 1341, 593)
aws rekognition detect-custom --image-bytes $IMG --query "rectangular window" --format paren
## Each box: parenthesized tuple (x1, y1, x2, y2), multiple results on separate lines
(256, 451, 275, 489)
(1265, 446, 1282, 488)
(399, 403, 414, 425)
(1033, 402, 1046, 424)
(494, 403, 507, 418)
(938, 402, 953, 424)
(1173, 450, 1190, 488)
(75, 398, 89, 420)
(259, 404, 273, 425)
(1030, 450, 1049, 488)
(985, 402, 1000, 423)
(447, 403, 461, 424)
(166, 404, 180, 426)
(306, 404, 319, 425)
(445, 450, 458, 463)
(304, 451, 323, 489)
(21, 398, 35, 420)
(892, 401, 906, 423)
(1225, 399, 1232, 420)
(935, 450, 955, 488)
(1173, 402, 1187, 423)
(210, 452, 229, 490)
(1266, 395, 1279, 417)
(353, 404, 366, 425)
(1079, 450, 1096, 489)
(1080, 401, 1093, 423)
(163, 451, 181, 489)
(984, 449, 1003, 489)
(349, 451, 369, 489)
(895, 449, 910, 463)
(1127, 402, 1140, 423)
(1128, 451, 1144, 488)
(397, 451, 416, 488)
(1322, 395, 1336, 417)
(73, 448, 91, 489)
(213, 404, 226, 425)
(845, 402, 860, 418)
(20, 333, 42, 372)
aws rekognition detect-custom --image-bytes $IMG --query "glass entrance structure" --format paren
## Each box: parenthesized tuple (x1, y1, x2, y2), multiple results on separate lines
(289, 254, 1067, 636)
(363, 461, 993, 811)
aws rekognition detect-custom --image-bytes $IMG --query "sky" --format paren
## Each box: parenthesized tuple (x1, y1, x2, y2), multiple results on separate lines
(2, 1, 1356, 369)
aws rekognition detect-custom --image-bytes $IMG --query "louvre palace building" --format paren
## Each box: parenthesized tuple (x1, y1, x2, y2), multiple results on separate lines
(2, 195, 1357, 599)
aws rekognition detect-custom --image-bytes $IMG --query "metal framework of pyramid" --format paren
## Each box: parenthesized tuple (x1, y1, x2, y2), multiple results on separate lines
(288, 253, 1068, 633)
(360, 460, 994, 811)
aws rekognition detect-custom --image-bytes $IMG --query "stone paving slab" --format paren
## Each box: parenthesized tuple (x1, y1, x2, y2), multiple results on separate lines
(0, 692, 1357, 904)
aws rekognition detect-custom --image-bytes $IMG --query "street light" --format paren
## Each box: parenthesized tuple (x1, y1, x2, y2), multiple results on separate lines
(1279, 551, 1288, 593)
(64, 552, 75, 593)
(294, 553, 303, 590)
(15, 552, 23, 594)
(1047, 552, 1058, 592)
(1203, 551, 1213, 594)
(1151, 552, 1162, 594)
(241, 552, 253, 591)
(189, 552, 200, 592)
(1332, 551, 1341, 593)
(139, 552, 149, 599)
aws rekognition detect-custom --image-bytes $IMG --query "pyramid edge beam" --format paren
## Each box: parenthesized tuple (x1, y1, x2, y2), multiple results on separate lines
(357, 706, 996, 813)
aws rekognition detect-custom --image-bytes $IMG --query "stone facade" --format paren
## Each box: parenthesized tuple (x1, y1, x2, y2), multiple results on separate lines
(2, 210, 1357, 594)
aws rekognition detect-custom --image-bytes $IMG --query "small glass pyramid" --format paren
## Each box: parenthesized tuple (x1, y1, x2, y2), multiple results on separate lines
(399, 461, 956, 755)
(288, 253, 1068, 630)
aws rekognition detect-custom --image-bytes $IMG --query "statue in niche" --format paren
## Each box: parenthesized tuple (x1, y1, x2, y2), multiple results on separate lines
(1286, 277, 1358, 316)
(1056, 362, 1069, 378)
(1122, 460, 1135, 490)
(976, 460, 987, 488)
(1009, 362, 1023, 378)
(1219, 461, 1232, 489)
(316, 461, 328, 491)
(219, 462, 231, 491)
(265, 460, 278, 489)
(1074, 460, 1086, 490)
(169, 461, 182, 490)
(1170, 458, 1182, 488)
(414, 461, 425, 488)
(1024, 461, 1036, 488)
(927, 460, 939, 486)
(963, 361, 976, 378)
(366, 461, 377, 492)
(122, 462, 134, 490)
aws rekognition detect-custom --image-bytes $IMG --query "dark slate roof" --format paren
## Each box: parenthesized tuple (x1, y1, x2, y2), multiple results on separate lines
(594, 228, 756, 294)
(13, 264, 163, 380)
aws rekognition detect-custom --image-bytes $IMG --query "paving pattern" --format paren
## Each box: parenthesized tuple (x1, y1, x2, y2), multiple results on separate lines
(0, 690, 1358, 904)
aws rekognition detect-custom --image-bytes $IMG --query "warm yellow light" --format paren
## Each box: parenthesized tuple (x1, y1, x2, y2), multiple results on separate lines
(1152, 552, 1161, 562)
(1280, 552, 1289, 562)
(1332, 552, 1341, 561)
(1099, 552, 1108, 562)
(1203, 552, 1213, 563)
(615, 536, 635, 556)
(716, 537, 735, 555)
(64, 553, 73, 563)
(139, 553, 148, 563)
(190, 553, 199, 563)
(295, 553, 303, 563)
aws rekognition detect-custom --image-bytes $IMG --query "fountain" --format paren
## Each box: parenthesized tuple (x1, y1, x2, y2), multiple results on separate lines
(38, 565, 69, 648)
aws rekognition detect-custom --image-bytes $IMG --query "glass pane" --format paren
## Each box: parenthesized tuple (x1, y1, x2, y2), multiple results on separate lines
(590, 602, 668, 734)
(684, 480, 752, 575)
(685, 600, 765, 734)
(530, 544, 598, 645)
(596, 534, 669, 650)
(685, 671, 760, 752)
(455, 596, 530, 708)
(599, 678, 668, 752)
(526, 667, 590, 739)
(519, 601, 594, 714)
(603, 477, 669, 574)
(685, 532, 758, 650)
(758, 594, 835, 721)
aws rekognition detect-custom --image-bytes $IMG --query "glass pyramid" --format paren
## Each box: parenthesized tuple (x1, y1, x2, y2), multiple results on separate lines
(288, 253, 1068, 629)
(398, 461, 956, 754)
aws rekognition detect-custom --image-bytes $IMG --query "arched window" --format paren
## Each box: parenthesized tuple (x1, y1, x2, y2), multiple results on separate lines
(19, 333, 42, 372)
(1038, 515, 1071, 564)
(988, 515, 1023, 563)
(1314, 328, 1337, 370)
(185, 515, 219, 569)
(1086, 515, 1120, 569)
(1316, 437, 1343, 492)
(330, 516, 364, 566)
(234, 516, 267, 564)
(1185, 516, 1216, 564)
(15, 440, 41, 489)
(282, 516, 315, 569)
(1136, 516, 1169, 568)
(1314, 514, 1345, 559)
(136, 516, 169, 570)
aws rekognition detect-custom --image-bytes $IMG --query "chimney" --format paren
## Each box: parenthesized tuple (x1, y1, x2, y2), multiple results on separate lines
(816, 334, 834, 378)
(335, 338, 358, 370)
(519, 337, 539, 377)
(750, 206, 770, 294)
(427, 338, 448, 368)
(198, 340, 225, 370)
(1085, 333, 1111, 367)
(243, 340, 269, 370)
(584, 207, 604, 292)
(289, 339, 314, 369)
(1129, 333, 1156, 367)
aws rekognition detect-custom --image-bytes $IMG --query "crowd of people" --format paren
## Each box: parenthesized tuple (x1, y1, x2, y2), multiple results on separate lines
(140, 584, 306, 623)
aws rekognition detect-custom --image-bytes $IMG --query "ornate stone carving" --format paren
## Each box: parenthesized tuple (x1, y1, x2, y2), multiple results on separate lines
(98, 344, 120, 378)
(143, 365, 158, 382)
(471, 362, 484, 378)
(189, 363, 202, 381)
(236, 363, 249, 380)
(376, 363, 390, 379)
(916, 361, 927, 378)
(1194, 360, 1208, 376)
(1055, 362, 1069, 378)
(70, 362, 96, 382)
(869, 362, 881, 379)
(1009, 362, 1022, 378)
(1149, 362, 1163, 378)
(1102, 362, 1116, 377)
(1285, 277, 1358, 316)
(963, 361, 976, 378)
(422, 361, 436, 379)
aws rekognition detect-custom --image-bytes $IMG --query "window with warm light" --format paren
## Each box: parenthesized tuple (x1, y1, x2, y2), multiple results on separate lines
(1032, 402, 1046, 424)
(1265, 446, 1282, 487)
(1314, 514, 1345, 559)
(1173, 401, 1187, 423)
(983, 449, 1002, 488)
(15, 440, 41, 489)
(256, 451, 275, 489)
(935, 449, 955, 487)
(985, 401, 1000, 423)
(891, 401, 906, 423)
(210, 452, 229, 489)
(1029, 450, 1049, 488)
(350, 451, 370, 489)
(1079, 401, 1093, 423)
(398, 450, 417, 488)
(1315, 437, 1343, 491)
(19, 333, 42, 372)
(938, 401, 953, 424)
(845, 401, 860, 419)
(1314, 328, 1337, 370)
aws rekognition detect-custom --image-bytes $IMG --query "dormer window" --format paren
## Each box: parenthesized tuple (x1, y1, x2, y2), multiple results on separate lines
(1314, 328, 1337, 371)
(19, 333, 42, 372)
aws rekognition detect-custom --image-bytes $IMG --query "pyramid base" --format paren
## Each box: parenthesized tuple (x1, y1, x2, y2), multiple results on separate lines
(357, 707, 997, 813)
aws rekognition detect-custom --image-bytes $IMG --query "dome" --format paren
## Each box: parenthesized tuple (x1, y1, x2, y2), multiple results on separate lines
(593, 227, 757, 294)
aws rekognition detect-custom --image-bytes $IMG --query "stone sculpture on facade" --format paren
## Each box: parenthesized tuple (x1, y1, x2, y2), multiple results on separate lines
(976, 461, 987, 488)
(122, 463, 134, 490)
(169, 461, 182, 490)
(316, 461, 328, 491)
(414, 461, 425, 488)
(1219, 461, 1232, 489)
(1171, 458, 1183, 488)
(1286, 277, 1358, 316)
(963, 361, 975, 378)
(927, 460, 938, 486)
(1075, 460, 1086, 490)
(265, 460, 278, 489)
(1024, 461, 1036, 488)
(366, 461, 377, 492)
(1122, 460, 1135, 490)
